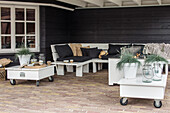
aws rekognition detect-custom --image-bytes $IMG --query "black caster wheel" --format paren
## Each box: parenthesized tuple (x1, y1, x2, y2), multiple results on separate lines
(120, 98, 128, 106)
(48, 76, 54, 82)
(10, 79, 16, 85)
(36, 81, 40, 87)
(154, 100, 162, 108)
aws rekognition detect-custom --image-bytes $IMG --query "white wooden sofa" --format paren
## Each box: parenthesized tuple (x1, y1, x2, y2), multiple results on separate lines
(51, 43, 145, 77)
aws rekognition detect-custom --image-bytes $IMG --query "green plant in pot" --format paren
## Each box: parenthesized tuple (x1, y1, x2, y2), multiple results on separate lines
(145, 54, 168, 81)
(16, 48, 34, 67)
(117, 53, 141, 79)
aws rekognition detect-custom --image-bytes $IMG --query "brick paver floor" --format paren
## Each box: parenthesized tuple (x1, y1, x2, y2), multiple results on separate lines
(0, 69, 169, 113)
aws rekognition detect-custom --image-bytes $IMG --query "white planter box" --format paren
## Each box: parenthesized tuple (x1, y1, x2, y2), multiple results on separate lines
(18, 55, 31, 66)
(123, 63, 138, 79)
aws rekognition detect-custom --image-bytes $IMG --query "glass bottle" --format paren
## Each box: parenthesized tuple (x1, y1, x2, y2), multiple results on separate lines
(38, 54, 45, 64)
(142, 64, 154, 83)
(152, 62, 163, 81)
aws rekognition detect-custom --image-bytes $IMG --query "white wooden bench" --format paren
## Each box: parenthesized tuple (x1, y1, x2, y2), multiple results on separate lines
(52, 60, 92, 77)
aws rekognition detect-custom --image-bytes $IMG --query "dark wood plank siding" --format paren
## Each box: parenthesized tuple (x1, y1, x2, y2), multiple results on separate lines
(69, 6, 170, 43)
(44, 7, 70, 61)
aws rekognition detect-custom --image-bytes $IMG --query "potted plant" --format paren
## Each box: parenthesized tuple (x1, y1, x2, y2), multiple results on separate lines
(117, 53, 141, 79)
(145, 54, 168, 81)
(16, 48, 33, 67)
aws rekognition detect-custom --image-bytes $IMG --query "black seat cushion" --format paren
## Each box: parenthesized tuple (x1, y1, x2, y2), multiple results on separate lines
(108, 44, 126, 55)
(55, 45, 73, 58)
(87, 49, 102, 58)
(101, 54, 120, 60)
(57, 56, 92, 62)
(81, 47, 97, 56)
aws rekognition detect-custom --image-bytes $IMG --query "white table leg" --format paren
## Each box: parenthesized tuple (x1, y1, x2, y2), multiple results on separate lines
(93, 62, 97, 73)
(98, 63, 101, 71)
(66, 65, 73, 72)
(165, 64, 168, 76)
(83, 64, 89, 73)
(57, 65, 64, 75)
(76, 66, 83, 77)
(98, 63, 103, 71)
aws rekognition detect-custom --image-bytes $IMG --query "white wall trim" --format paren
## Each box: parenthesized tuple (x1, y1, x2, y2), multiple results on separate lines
(0, 1, 74, 11)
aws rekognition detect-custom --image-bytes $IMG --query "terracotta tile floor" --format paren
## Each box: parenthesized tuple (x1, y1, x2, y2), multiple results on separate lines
(0, 69, 170, 113)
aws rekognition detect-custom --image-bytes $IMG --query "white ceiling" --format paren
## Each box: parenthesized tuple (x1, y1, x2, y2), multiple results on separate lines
(56, 0, 170, 9)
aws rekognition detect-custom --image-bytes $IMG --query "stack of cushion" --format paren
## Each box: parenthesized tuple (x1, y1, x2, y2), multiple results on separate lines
(54, 43, 145, 62)
(54, 44, 92, 62)
(54, 44, 103, 62)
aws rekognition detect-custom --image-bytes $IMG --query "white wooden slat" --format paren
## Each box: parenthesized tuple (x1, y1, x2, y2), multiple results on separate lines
(56, 0, 86, 7)
(82, 0, 104, 7)
(157, 0, 162, 5)
(132, 0, 141, 5)
(107, 0, 122, 6)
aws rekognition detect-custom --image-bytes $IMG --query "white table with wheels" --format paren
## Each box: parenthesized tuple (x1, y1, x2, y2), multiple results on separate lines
(6, 65, 55, 86)
(108, 58, 170, 85)
(118, 74, 168, 108)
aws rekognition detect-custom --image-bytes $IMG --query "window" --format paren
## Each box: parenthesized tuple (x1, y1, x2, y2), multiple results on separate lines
(0, 5, 39, 53)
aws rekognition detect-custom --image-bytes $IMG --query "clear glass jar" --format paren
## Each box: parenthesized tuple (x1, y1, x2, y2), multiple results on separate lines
(38, 54, 45, 64)
(142, 64, 154, 83)
(152, 62, 163, 81)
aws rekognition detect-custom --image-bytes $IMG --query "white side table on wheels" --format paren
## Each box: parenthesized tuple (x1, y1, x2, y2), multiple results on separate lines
(6, 65, 55, 86)
(118, 74, 168, 108)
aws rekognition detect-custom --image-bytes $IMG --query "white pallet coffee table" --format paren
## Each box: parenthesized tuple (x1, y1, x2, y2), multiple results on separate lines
(118, 74, 168, 108)
(52, 60, 92, 77)
(6, 65, 55, 86)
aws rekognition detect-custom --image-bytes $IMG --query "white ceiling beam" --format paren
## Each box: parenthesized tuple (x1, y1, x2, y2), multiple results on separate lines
(157, 0, 162, 5)
(82, 0, 104, 7)
(107, 0, 122, 6)
(132, 0, 141, 5)
(56, 0, 86, 7)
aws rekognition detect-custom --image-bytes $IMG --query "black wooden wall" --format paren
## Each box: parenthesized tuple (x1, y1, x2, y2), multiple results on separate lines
(69, 6, 170, 43)
(41, 7, 70, 61)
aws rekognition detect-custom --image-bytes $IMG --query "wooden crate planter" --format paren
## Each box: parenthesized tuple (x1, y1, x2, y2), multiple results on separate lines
(0, 68, 6, 80)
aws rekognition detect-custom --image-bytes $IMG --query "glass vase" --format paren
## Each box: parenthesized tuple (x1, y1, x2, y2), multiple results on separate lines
(142, 64, 154, 83)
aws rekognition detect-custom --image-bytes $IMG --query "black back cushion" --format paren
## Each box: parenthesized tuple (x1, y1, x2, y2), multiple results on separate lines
(55, 45, 73, 58)
(87, 49, 102, 58)
(108, 44, 125, 55)
(81, 47, 97, 56)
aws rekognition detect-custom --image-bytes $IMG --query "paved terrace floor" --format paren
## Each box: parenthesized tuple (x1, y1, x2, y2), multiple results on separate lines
(0, 69, 170, 113)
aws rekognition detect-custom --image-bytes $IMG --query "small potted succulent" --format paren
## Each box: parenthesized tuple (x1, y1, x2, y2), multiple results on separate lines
(145, 54, 168, 81)
(16, 48, 34, 67)
(117, 53, 141, 79)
